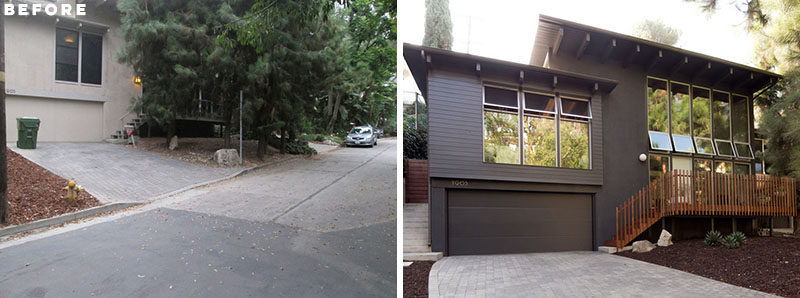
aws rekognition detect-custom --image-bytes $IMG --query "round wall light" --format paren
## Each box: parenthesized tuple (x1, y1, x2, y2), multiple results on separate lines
(639, 153, 647, 162)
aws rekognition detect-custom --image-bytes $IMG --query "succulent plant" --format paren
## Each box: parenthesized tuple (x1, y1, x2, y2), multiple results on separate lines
(704, 230, 722, 246)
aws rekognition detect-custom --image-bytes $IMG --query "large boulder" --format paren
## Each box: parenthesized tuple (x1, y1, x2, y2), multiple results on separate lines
(632, 240, 656, 253)
(657, 229, 673, 247)
(169, 136, 179, 151)
(213, 149, 240, 166)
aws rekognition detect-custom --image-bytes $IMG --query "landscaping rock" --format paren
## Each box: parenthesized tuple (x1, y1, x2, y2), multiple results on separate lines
(322, 139, 339, 146)
(632, 240, 656, 253)
(657, 229, 673, 247)
(213, 149, 240, 166)
(169, 136, 179, 151)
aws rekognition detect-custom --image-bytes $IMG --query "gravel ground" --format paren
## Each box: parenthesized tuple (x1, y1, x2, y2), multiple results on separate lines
(617, 236, 800, 297)
(4, 149, 100, 226)
(404, 261, 434, 298)
(127, 137, 290, 168)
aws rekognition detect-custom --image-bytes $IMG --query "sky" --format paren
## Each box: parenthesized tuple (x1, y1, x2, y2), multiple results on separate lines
(399, 0, 761, 101)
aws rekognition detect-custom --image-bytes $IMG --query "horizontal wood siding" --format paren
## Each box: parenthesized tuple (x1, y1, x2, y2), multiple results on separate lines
(404, 159, 429, 203)
(427, 68, 603, 185)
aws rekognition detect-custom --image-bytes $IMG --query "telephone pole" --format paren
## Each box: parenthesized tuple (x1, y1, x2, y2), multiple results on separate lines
(0, 13, 8, 224)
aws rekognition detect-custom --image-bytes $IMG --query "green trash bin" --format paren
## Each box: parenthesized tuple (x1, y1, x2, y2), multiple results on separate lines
(16, 117, 40, 149)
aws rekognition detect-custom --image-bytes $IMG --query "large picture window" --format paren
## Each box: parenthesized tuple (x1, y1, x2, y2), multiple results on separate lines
(483, 86, 591, 169)
(55, 28, 79, 82)
(712, 90, 731, 140)
(560, 119, 590, 169)
(483, 86, 520, 164)
(671, 82, 694, 153)
(56, 28, 103, 84)
(523, 92, 557, 167)
(647, 78, 672, 151)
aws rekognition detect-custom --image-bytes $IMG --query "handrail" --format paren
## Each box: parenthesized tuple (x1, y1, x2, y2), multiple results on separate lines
(611, 170, 796, 249)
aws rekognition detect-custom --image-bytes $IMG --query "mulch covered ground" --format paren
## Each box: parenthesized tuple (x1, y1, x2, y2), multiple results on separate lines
(404, 261, 434, 298)
(618, 237, 800, 297)
(129, 137, 290, 168)
(5, 149, 100, 226)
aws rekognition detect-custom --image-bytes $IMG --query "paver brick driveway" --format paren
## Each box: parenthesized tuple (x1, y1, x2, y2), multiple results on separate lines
(9, 142, 239, 203)
(429, 251, 774, 297)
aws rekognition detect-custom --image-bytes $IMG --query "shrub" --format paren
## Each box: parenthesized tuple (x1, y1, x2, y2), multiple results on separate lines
(721, 234, 741, 249)
(403, 129, 427, 160)
(731, 231, 747, 244)
(704, 230, 722, 246)
(285, 140, 316, 155)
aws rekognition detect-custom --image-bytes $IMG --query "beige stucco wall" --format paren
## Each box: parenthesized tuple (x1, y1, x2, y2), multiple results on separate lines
(4, 2, 141, 142)
(6, 95, 103, 142)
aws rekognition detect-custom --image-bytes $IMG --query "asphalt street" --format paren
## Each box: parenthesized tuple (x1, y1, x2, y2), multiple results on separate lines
(0, 139, 397, 297)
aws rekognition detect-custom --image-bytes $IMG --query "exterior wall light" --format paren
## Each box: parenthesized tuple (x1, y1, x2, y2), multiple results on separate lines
(639, 153, 647, 162)
(133, 76, 142, 85)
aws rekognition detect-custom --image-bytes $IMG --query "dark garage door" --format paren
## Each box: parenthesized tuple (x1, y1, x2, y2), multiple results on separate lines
(448, 189, 592, 255)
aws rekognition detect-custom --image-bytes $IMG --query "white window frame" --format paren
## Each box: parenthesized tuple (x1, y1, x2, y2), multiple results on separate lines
(523, 91, 557, 114)
(481, 83, 592, 170)
(482, 85, 520, 110)
(694, 137, 716, 155)
(715, 139, 735, 157)
(54, 27, 104, 86)
(648, 131, 674, 152)
(559, 96, 592, 119)
(671, 134, 695, 154)
(733, 142, 754, 159)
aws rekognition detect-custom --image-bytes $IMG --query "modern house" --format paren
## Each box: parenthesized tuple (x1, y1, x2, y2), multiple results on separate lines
(4, 0, 141, 142)
(403, 15, 796, 256)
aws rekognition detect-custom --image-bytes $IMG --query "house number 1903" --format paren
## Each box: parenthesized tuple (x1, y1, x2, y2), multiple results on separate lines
(451, 180, 468, 186)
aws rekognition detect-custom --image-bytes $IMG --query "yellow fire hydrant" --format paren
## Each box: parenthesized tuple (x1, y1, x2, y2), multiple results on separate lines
(65, 179, 83, 203)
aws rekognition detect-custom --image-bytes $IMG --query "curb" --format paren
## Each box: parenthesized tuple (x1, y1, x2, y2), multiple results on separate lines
(0, 147, 330, 238)
(146, 154, 304, 202)
(0, 202, 141, 237)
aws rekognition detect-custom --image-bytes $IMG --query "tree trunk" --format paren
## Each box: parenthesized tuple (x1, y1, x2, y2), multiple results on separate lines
(326, 93, 342, 133)
(165, 120, 177, 148)
(325, 89, 334, 116)
(279, 128, 286, 154)
(257, 130, 267, 160)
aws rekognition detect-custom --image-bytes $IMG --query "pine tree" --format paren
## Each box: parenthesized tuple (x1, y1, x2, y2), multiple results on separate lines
(422, 0, 453, 50)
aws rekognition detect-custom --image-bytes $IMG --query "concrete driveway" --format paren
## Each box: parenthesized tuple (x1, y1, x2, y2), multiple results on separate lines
(0, 139, 396, 297)
(429, 252, 774, 297)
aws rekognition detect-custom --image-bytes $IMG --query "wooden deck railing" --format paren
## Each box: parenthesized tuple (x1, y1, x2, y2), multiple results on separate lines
(609, 170, 796, 249)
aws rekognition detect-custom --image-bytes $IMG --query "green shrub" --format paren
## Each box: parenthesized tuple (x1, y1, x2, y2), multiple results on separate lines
(721, 234, 741, 249)
(704, 230, 722, 246)
(731, 231, 747, 244)
(403, 129, 427, 160)
(285, 140, 316, 155)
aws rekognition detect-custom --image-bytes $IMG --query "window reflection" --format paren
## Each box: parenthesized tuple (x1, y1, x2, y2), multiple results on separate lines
(483, 110, 520, 164)
(560, 120, 590, 169)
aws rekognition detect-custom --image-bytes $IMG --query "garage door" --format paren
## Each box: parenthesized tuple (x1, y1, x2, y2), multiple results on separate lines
(447, 189, 592, 255)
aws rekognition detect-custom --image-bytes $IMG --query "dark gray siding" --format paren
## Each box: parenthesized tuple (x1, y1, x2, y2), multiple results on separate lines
(426, 66, 604, 186)
(548, 53, 650, 248)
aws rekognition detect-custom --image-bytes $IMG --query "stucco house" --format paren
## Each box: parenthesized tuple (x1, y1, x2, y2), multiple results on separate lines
(404, 15, 795, 256)
(4, 0, 140, 142)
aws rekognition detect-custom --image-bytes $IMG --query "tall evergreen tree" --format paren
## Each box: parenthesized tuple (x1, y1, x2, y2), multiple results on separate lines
(117, 0, 240, 147)
(422, 0, 452, 50)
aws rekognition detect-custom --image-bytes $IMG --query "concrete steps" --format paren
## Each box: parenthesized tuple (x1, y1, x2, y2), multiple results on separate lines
(404, 203, 430, 253)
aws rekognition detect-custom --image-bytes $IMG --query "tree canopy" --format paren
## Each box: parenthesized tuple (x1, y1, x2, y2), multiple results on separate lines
(632, 19, 682, 46)
(422, 0, 452, 50)
(117, 0, 396, 157)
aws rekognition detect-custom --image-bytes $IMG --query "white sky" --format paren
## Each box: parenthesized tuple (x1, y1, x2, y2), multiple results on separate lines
(399, 0, 758, 67)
